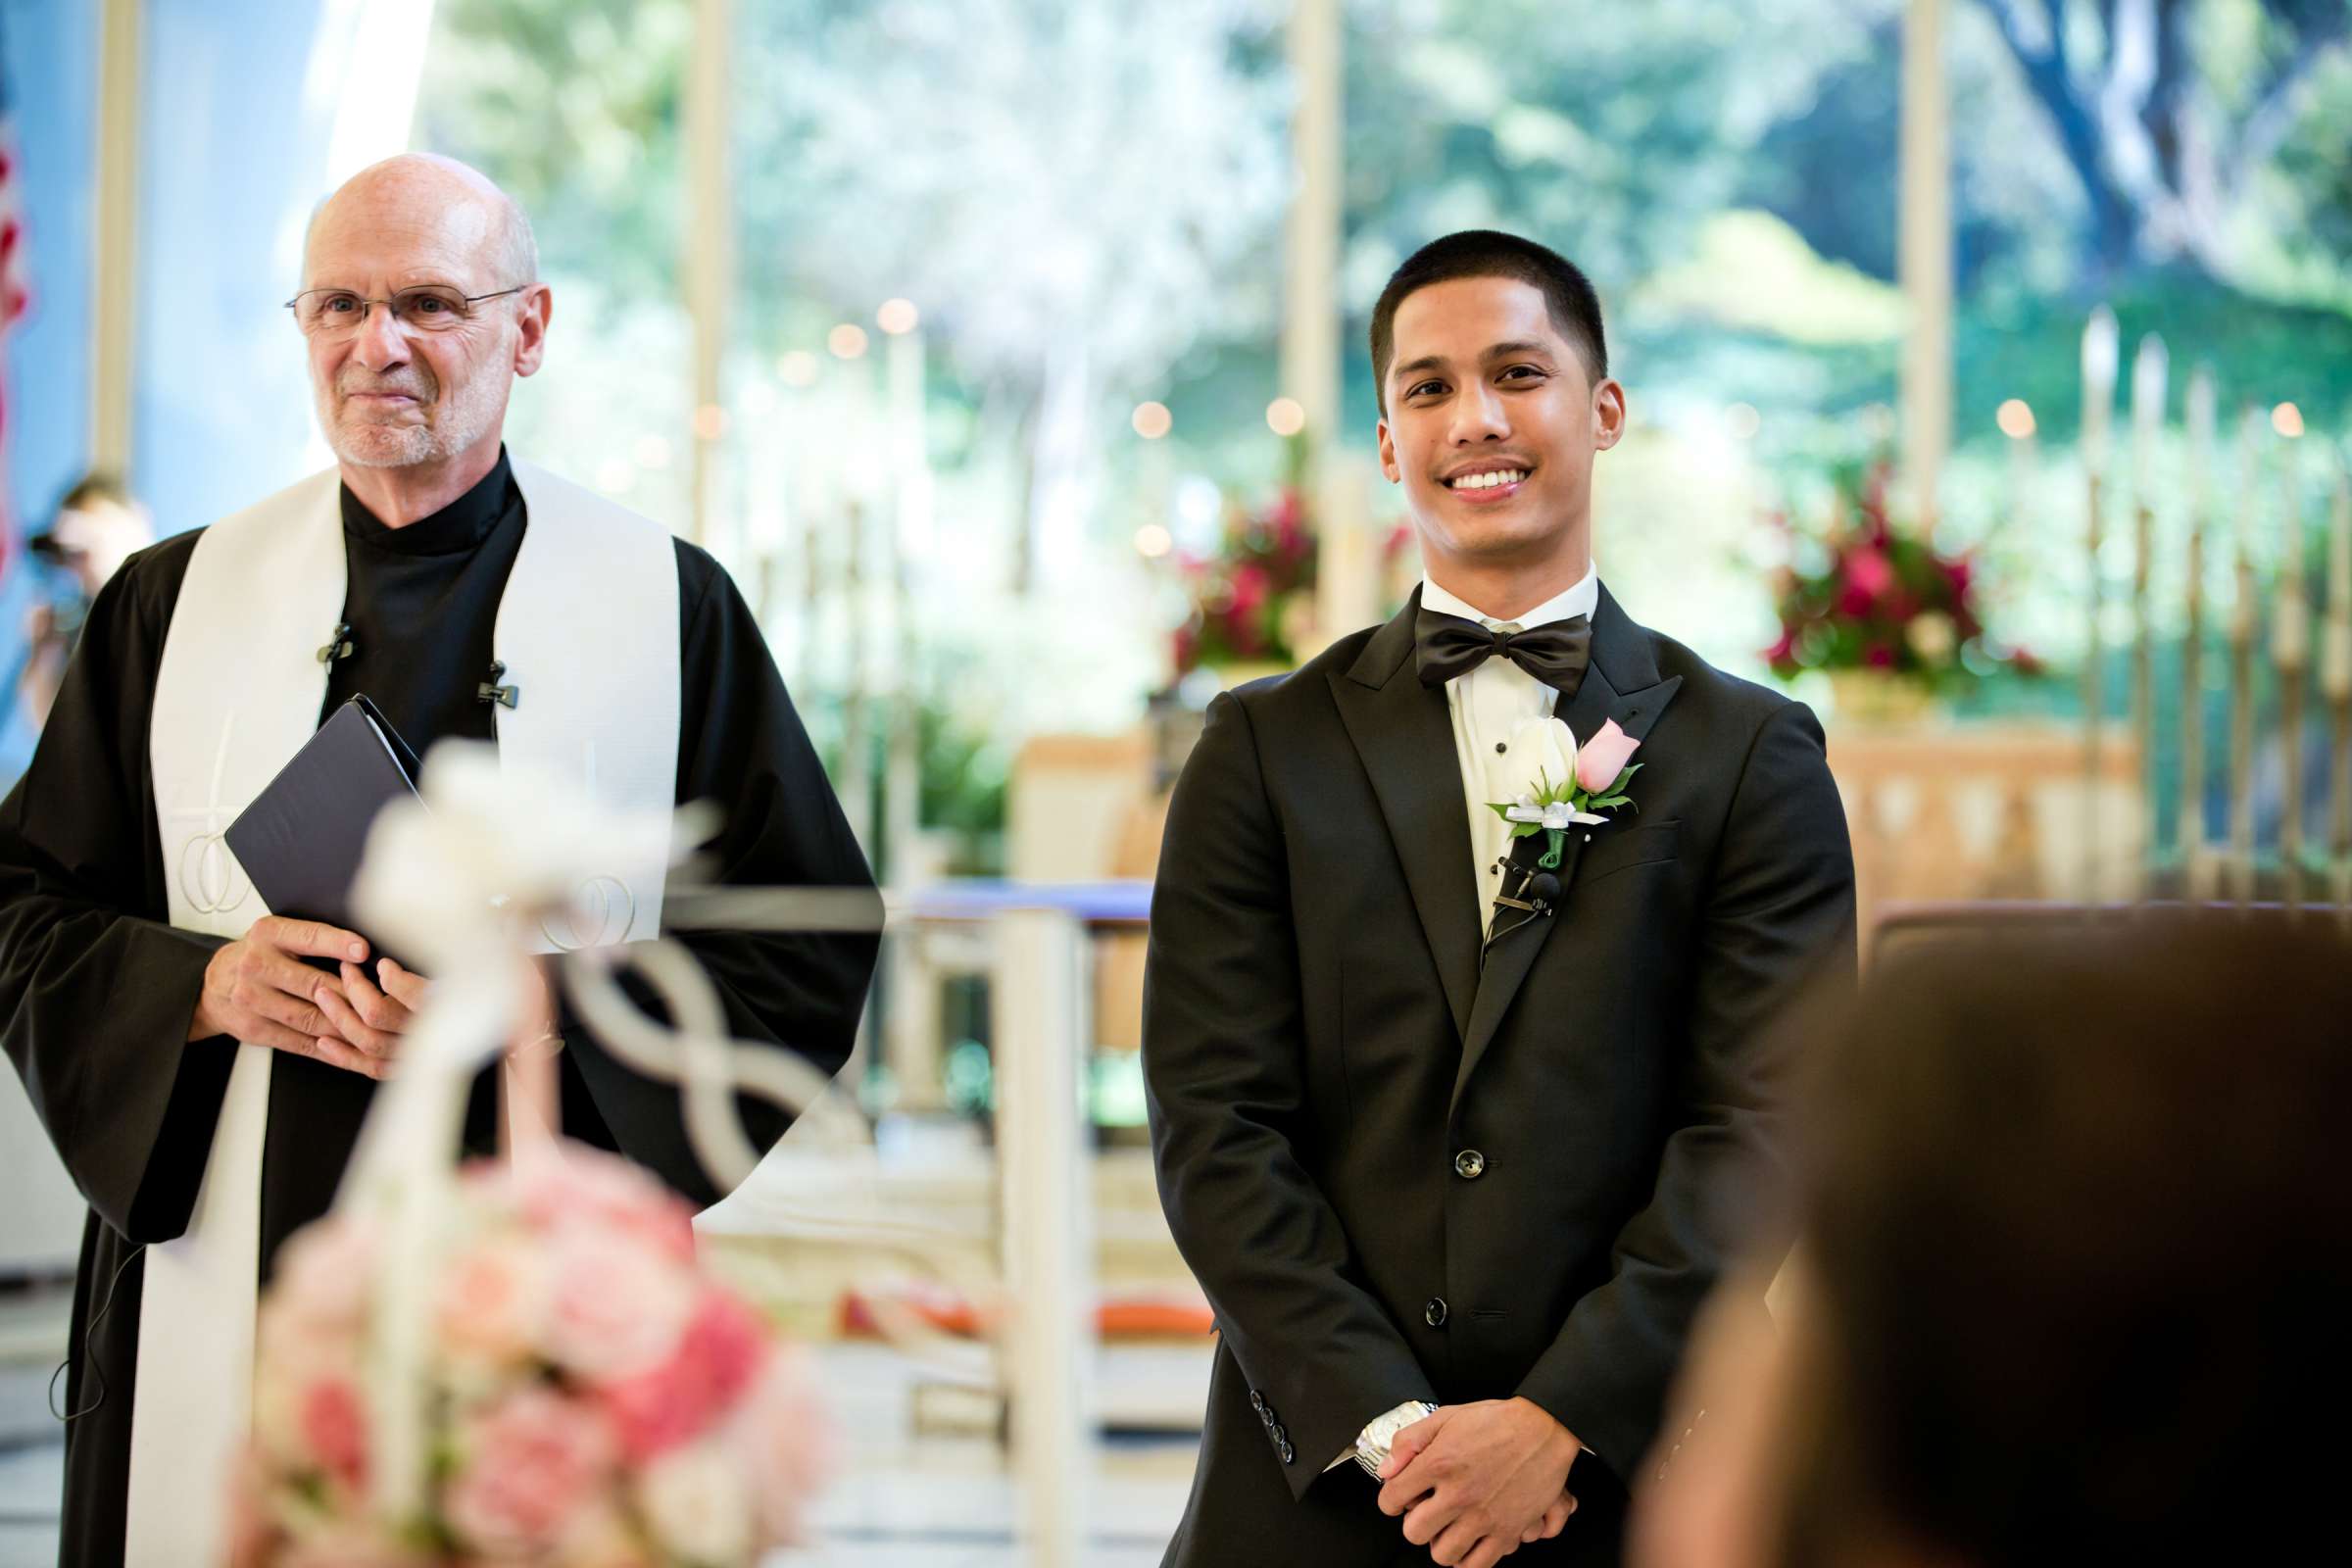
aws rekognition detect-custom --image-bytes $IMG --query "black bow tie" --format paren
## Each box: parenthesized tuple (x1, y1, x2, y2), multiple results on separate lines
(1414, 607, 1593, 696)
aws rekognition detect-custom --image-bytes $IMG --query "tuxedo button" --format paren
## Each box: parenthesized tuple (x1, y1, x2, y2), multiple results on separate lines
(1261, 1408, 1275, 1428)
(1454, 1149, 1486, 1180)
(1271, 1423, 1288, 1446)
(1424, 1297, 1448, 1328)
(1250, 1390, 1265, 1414)
(1279, 1440, 1296, 1464)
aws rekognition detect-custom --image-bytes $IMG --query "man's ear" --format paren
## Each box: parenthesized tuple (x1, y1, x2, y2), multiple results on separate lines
(1591, 378, 1627, 453)
(513, 284, 554, 378)
(1377, 417, 1400, 483)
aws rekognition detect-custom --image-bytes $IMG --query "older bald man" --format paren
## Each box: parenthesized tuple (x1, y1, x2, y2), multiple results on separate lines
(0, 155, 879, 1567)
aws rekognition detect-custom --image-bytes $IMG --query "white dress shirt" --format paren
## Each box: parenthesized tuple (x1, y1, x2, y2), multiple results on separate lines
(1422, 567, 1601, 930)
(1328, 564, 1604, 1475)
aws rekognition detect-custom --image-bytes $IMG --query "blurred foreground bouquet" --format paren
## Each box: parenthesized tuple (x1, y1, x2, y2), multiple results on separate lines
(1764, 462, 2032, 689)
(232, 1145, 828, 1568)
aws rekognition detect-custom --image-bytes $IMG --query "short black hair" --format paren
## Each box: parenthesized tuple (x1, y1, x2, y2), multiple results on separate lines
(1369, 230, 1608, 416)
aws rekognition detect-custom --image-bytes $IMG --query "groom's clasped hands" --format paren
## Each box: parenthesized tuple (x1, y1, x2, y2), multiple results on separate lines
(1377, 1397, 1582, 1566)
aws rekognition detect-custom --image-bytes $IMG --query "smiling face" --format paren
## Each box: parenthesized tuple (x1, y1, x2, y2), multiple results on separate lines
(1376, 274, 1624, 590)
(299, 158, 548, 472)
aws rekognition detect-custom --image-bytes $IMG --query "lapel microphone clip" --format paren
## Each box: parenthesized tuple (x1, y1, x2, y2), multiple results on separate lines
(477, 660, 520, 710)
(1492, 861, 1562, 915)
(316, 622, 355, 663)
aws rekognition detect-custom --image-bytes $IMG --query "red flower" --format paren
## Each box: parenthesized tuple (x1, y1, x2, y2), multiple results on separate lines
(1228, 564, 1271, 620)
(300, 1377, 368, 1492)
(1941, 556, 1974, 601)
(1838, 547, 1894, 616)
(604, 1290, 771, 1462)
(1865, 642, 1897, 669)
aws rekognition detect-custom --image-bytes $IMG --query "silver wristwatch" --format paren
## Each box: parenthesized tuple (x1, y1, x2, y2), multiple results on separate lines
(1352, 1399, 1439, 1480)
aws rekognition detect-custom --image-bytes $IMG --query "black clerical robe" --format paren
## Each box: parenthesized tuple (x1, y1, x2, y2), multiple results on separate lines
(0, 450, 880, 1568)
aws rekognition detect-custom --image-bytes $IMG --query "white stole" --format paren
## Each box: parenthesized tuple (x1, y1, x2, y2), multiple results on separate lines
(130, 459, 679, 1566)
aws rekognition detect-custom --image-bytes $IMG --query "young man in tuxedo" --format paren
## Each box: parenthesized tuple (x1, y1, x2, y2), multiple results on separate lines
(1144, 230, 1855, 1567)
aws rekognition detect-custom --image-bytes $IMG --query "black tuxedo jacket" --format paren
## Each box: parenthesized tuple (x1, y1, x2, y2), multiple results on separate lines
(1144, 584, 1854, 1565)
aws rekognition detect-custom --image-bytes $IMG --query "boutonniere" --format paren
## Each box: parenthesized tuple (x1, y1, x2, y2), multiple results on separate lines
(1487, 716, 1643, 869)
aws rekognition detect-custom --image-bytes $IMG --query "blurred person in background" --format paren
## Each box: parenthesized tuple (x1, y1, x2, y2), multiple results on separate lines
(1632, 915, 2352, 1568)
(14, 473, 154, 728)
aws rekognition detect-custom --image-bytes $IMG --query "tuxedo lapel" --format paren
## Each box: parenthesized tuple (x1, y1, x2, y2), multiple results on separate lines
(1447, 585, 1685, 1126)
(1329, 589, 1482, 1044)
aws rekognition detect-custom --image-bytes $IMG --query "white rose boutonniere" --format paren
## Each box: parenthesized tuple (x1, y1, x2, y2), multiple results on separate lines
(1488, 716, 1643, 869)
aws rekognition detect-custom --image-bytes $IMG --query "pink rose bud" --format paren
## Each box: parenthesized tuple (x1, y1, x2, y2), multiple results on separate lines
(1575, 718, 1641, 796)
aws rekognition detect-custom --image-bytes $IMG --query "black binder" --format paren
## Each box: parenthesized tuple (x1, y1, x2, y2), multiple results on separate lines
(224, 695, 423, 956)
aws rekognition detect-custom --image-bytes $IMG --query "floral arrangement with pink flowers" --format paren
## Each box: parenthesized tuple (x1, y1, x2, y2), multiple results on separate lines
(231, 1145, 828, 1568)
(1170, 481, 1318, 675)
(1764, 461, 2032, 686)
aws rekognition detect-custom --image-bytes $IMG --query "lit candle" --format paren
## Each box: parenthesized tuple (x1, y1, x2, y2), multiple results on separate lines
(2080, 307, 2119, 902)
(2181, 367, 2215, 891)
(1998, 398, 2037, 533)
(2328, 459, 2352, 701)
(2129, 335, 2167, 899)
(2328, 460, 2352, 912)
(2131, 334, 2167, 497)
(2082, 308, 2120, 472)
(2276, 431, 2308, 909)
(2228, 407, 2260, 905)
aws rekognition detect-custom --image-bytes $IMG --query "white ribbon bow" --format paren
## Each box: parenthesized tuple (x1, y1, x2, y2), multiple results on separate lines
(1504, 798, 1608, 829)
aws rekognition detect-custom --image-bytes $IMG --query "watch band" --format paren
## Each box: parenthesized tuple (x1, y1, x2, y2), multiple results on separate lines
(1352, 1399, 1439, 1480)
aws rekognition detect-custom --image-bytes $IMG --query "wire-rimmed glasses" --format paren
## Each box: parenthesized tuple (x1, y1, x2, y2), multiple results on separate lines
(285, 284, 532, 337)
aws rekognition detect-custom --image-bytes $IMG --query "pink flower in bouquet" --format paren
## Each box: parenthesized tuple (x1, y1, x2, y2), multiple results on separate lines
(513, 1148, 695, 1263)
(272, 1524, 424, 1568)
(434, 1234, 544, 1372)
(1575, 718, 1642, 797)
(299, 1375, 369, 1492)
(543, 1222, 697, 1381)
(603, 1288, 770, 1462)
(444, 1385, 617, 1560)
(1764, 624, 1796, 665)
(737, 1345, 834, 1546)
(1865, 642, 1897, 669)
(545, 1502, 659, 1568)
(266, 1214, 377, 1341)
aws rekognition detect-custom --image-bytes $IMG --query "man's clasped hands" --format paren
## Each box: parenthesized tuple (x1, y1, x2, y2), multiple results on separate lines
(1377, 1396, 1585, 1567)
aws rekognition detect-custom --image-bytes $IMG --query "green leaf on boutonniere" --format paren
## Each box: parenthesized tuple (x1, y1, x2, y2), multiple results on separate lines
(1607, 762, 1642, 793)
(1588, 794, 1634, 810)
(1508, 821, 1542, 838)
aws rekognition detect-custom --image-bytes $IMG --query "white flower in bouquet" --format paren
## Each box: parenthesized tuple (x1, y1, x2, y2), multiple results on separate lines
(636, 1439, 755, 1565)
(1905, 610, 1957, 663)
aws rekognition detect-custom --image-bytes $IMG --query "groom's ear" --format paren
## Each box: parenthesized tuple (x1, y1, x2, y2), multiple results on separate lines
(1591, 378, 1627, 453)
(1377, 417, 1400, 483)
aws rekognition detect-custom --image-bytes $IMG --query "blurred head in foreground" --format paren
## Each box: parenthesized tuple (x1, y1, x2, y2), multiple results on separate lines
(1636, 915, 2352, 1568)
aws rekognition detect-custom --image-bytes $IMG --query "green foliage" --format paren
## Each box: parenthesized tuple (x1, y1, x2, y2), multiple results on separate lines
(416, 0, 690, 301)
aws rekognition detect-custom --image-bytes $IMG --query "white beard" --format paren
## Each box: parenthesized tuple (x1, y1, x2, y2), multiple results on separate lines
(316, 360, 511, 470)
